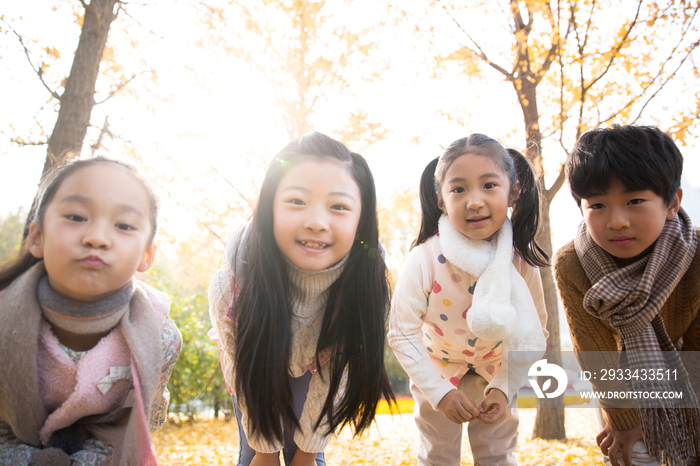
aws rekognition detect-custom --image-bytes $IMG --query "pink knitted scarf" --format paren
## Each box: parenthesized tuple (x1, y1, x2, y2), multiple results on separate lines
(0, 262, 165, 465)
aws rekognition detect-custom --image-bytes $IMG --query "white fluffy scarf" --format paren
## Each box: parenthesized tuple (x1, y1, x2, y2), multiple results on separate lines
(438, 215, 545, 368)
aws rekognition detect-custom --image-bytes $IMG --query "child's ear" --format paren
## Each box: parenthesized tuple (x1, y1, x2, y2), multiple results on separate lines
(437, 193, 447, 214)
(137, 243, 157, 272)
(509, 180, 521, 207)
(666, 188, 683, 221)
(26, 223, 45, 259)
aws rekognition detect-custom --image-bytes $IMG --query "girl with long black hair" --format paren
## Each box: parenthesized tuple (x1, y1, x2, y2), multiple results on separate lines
(208, 132, 394, 466)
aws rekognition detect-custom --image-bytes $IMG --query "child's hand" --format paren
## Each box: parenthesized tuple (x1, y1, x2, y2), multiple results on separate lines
(250, 452, 281, 466)
(477, 389, 507, 424)
(436, 389, 480, 424)
(289, 449, 318, 466)
(596, 423, 644, 466)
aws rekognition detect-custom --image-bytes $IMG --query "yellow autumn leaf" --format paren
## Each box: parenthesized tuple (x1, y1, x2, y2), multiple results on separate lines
(153, 408, 605, 465)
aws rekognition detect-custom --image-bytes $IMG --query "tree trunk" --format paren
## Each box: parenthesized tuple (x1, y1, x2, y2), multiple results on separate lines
(22, 0, 119, 239)
(44, 0, 119, 174)
(223, 393, 233, 422)
(532, 197, 567, 439)
(515, 76, 567, 440)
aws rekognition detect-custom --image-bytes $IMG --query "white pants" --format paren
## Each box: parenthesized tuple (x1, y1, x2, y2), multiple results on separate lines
(411, 372, 519, 466)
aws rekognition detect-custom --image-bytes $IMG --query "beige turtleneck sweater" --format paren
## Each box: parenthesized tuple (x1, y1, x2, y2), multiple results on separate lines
(208, 245, 347, 454)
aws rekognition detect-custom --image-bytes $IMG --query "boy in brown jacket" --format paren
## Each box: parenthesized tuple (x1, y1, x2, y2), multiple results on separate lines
(554, 125, 699, 466)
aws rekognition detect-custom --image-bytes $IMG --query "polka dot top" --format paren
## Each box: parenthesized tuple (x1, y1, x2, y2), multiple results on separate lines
(388, 234, 547, 409)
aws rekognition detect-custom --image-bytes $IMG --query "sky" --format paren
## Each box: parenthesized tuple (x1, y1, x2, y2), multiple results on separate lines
(2, 0, 700, 254)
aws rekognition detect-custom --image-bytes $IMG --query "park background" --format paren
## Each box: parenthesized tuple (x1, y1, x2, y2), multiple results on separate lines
(2, 0, 700, 464)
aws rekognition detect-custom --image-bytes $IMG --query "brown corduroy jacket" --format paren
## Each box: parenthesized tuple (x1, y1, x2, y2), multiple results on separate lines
(553, 231, 700, 430)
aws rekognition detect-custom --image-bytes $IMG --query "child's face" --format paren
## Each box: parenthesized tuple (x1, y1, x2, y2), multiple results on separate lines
(273, 158, 362, 271)
(438, 152, 519, 241)
(27, 163, 156, 302)
(580, 179, 682, 258)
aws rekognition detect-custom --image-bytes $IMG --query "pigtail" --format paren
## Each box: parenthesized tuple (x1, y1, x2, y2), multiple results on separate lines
(412, 157, 441, 248)
(507, 148, 549, 268)
(315, 152, 395, 435)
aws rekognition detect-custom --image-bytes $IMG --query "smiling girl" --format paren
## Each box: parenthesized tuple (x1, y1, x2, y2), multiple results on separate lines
(0, 157, 181, 466)
(389, 134, 549, 465)
(208, 132, 394, 466)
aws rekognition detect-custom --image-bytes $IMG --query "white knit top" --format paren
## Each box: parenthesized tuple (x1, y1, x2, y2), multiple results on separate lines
(208, 231, 347, 454)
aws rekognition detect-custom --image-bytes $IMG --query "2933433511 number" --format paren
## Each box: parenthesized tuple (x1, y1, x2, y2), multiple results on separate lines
(581, 368, 678, 382)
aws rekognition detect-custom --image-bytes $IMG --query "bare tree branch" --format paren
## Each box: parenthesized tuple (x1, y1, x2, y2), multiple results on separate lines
(510, 0, 527, 31)
(162, 187, 227, 247)
(582, 0, 597, 53)
(510, 0, 565, 86)
(208, 165, 256, 210)
(572, 0, 642, 139)
(1, 18, 62, 101)
(9, 139, 47, 147)
(600, 6, 700, 124)
(436, 0, 512, 78)
(629, 43, 699, 124)
(557, 1, 570, 155)
(120, 3, 158, 36)
(94, 71, 148, 105)
(573, 0, 597, 139)
(535, 42, 560, 84)
(536, 1, 570, 84)
(545, 164, 567, 201)
(494, 1, 510, 33)
(583, 0, 642, 92)
(510, 0, 531, 82)
(90, 116, 112, 155)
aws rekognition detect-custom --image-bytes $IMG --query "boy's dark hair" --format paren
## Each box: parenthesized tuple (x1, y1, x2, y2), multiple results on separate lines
(567, 125, 683, 206)
(413, 134, 549, 268)
(232, 131, 395, 444)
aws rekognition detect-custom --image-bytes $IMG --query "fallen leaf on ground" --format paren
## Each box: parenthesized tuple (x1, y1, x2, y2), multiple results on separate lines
(153, 408, 605, 465)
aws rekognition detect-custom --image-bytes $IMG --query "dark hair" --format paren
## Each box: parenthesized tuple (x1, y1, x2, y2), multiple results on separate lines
(413, 134, 549, 268)
(0, 156, 159, 291)
(567, 125, 683, 206)
(232, 131, 395, 444)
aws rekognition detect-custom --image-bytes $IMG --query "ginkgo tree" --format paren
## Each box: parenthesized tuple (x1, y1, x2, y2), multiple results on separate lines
(199, 0, 387, 147)
(1, 0, 166, 240)
(175, 0, 395, 284)
(2, 1, 143, 175)
(155, 0, 394, 280)
(398, 0, 700, 439)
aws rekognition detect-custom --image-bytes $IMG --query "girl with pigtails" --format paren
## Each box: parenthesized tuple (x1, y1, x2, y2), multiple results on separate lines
(389, 134, 549, 465)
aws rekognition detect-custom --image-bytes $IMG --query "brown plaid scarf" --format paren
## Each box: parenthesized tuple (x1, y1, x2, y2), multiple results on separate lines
(574, 208, 699, 466)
